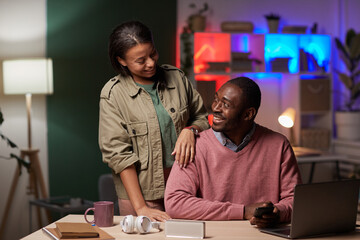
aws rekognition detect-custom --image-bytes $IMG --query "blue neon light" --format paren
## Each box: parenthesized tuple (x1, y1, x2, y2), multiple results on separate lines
(243, 72, 283, 80)
(299, 35, 330, 72)
(229, 33, 330, 74)
(265, 34, 299, 73)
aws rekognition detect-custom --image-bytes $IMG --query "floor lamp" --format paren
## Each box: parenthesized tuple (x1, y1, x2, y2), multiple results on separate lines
(278, 107, 296, 146)
(0, 58, 53, 235)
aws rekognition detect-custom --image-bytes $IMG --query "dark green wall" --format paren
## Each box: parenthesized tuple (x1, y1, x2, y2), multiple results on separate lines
(46, 0, 177, 201)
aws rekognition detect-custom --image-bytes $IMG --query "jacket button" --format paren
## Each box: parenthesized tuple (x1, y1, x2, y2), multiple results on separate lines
(170, 108, 175, 113)
(132, 129, 136, 134)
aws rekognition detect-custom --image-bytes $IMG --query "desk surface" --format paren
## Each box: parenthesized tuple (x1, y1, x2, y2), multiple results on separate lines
(296, 153, 348, 163)
(21, 214, 360, 240)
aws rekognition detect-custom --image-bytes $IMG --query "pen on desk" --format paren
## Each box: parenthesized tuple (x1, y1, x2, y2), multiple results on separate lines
(42, 227, 58, 240)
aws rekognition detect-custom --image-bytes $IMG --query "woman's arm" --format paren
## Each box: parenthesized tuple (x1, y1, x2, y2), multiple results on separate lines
(172, 125, 200, 168)
(120, 165, 170, 222)
(172, 72, 210, 168)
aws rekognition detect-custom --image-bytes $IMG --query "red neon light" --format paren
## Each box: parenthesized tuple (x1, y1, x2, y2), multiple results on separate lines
(208, 113, 213, 126)
(194, 44, 215, 60)
(194, 33, 231, 74)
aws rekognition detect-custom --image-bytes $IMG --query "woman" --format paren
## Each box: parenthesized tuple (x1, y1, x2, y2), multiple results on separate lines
(98, 21, 209, 221)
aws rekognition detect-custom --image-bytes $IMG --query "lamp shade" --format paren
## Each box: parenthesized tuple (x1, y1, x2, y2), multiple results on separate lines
(278, 107, 296, 128)
(3, 58, 53, 95)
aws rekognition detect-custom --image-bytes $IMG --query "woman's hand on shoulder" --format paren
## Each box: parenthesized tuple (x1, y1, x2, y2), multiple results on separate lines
(136, 205, 170, 222)
(172, 127, 197, 168)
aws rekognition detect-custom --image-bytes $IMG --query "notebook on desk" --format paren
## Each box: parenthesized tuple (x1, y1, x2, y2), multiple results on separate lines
(260, 180, 360, 239)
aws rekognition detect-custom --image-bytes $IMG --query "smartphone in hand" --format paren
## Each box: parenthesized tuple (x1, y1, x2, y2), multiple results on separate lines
(254, 206, 274, 218)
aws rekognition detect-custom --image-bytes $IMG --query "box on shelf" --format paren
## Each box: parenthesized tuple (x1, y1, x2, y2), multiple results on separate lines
(282, 25, 307, 34)
(220, 21, 254, 33)
(270, 57, 290, 72)
(300, 128, 330, 150)
(300, 78, 330, 112)
(231, 51, 253, 72)
(206, 61, 230, 72)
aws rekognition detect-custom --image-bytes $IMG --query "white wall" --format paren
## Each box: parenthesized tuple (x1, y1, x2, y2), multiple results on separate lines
(0, 0, 48, 239)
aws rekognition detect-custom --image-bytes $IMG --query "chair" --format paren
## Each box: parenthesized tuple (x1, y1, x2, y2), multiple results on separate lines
(98, 173, 119, 215)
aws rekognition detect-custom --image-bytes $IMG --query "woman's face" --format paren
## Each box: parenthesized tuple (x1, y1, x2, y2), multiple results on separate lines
(117, 43, 159, 82)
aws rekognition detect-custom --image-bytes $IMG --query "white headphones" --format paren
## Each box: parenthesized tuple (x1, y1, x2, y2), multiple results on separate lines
(120, 215, 160, 234)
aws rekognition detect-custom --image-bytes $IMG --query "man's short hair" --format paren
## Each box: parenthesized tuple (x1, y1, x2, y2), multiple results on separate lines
(227, 77, 261, 112)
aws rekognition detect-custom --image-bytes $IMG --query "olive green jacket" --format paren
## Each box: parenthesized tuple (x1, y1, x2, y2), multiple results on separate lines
(98, 65, 209, 200)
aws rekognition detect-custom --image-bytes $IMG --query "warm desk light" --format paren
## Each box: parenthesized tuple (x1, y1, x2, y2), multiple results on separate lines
(278, 107, 296, 145)
(278, 107, 295, 128)
(3, 58, 53, 149)
(1, 58, 53, 234)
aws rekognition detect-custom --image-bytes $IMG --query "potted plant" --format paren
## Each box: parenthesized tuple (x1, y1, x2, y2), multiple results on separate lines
(264, 13, 280, 33)
(334, 28, 360, 140)
(187, 2, 209, 32)
(180, 3, 209, 78)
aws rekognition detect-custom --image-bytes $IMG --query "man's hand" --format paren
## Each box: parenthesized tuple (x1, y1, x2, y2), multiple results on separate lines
(245, 202, 280, 228)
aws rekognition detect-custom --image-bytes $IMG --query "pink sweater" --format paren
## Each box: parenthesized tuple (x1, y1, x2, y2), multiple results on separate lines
(165, 125, 302, 222)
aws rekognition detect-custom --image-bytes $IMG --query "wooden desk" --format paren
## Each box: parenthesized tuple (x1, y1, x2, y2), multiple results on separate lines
(21, 214, 360, 240)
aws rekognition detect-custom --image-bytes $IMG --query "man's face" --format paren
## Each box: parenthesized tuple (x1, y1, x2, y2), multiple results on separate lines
(211, 83, 247, 134)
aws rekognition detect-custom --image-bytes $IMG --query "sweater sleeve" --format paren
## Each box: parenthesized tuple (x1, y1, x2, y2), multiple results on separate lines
(165, 161, 244, 220)
(274, 142, 303, 223)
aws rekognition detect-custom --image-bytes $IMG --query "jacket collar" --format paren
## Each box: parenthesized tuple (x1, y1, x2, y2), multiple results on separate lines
(123, 73, 176, 97)
(122, 75, 142, 97)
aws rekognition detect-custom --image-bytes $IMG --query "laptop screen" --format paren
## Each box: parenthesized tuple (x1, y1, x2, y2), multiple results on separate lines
(261, 180, 360, 239)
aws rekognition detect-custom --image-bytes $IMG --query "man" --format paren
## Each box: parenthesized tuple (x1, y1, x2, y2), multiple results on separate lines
(165, 77, 302, 227)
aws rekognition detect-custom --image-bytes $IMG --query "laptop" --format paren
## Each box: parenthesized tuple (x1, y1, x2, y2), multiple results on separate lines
(260, 180, 360, 239)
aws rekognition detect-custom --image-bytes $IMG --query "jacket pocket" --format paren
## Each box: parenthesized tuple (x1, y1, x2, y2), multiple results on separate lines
(127, 121, 149, 170)
(179, 105, 190, 126)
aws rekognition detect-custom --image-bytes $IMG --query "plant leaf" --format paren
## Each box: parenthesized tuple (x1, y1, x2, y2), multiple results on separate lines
(199, 3, 208, 14)
(351, 81, 360, 100)
(0, 109, 3, 125)
(0, 132, 18, 148)
(346, 29, 356, 48)
(7, 138, 18, 148)
(10, 153, 31, 170)
(349, 34, 360, 59)
(335, 38, 351, 69)
(338, 72, 353, 89)
(351, 69, 360, 78)
(338, 49, 352, 70)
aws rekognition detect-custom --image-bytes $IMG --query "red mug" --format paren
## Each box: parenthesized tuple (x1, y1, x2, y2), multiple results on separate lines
(84, 201, 114, 227)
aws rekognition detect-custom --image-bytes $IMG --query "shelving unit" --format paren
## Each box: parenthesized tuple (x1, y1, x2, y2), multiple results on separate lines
(181, 32, 332, 149)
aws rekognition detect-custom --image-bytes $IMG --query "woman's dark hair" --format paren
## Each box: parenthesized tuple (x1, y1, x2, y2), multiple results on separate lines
(108, 21, 155, 76)
(228, 76, 261, 112)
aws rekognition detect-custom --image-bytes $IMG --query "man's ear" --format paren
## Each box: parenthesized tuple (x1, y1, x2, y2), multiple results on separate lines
(117, 56, 127, 66)
(244, 107, 257, 121)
